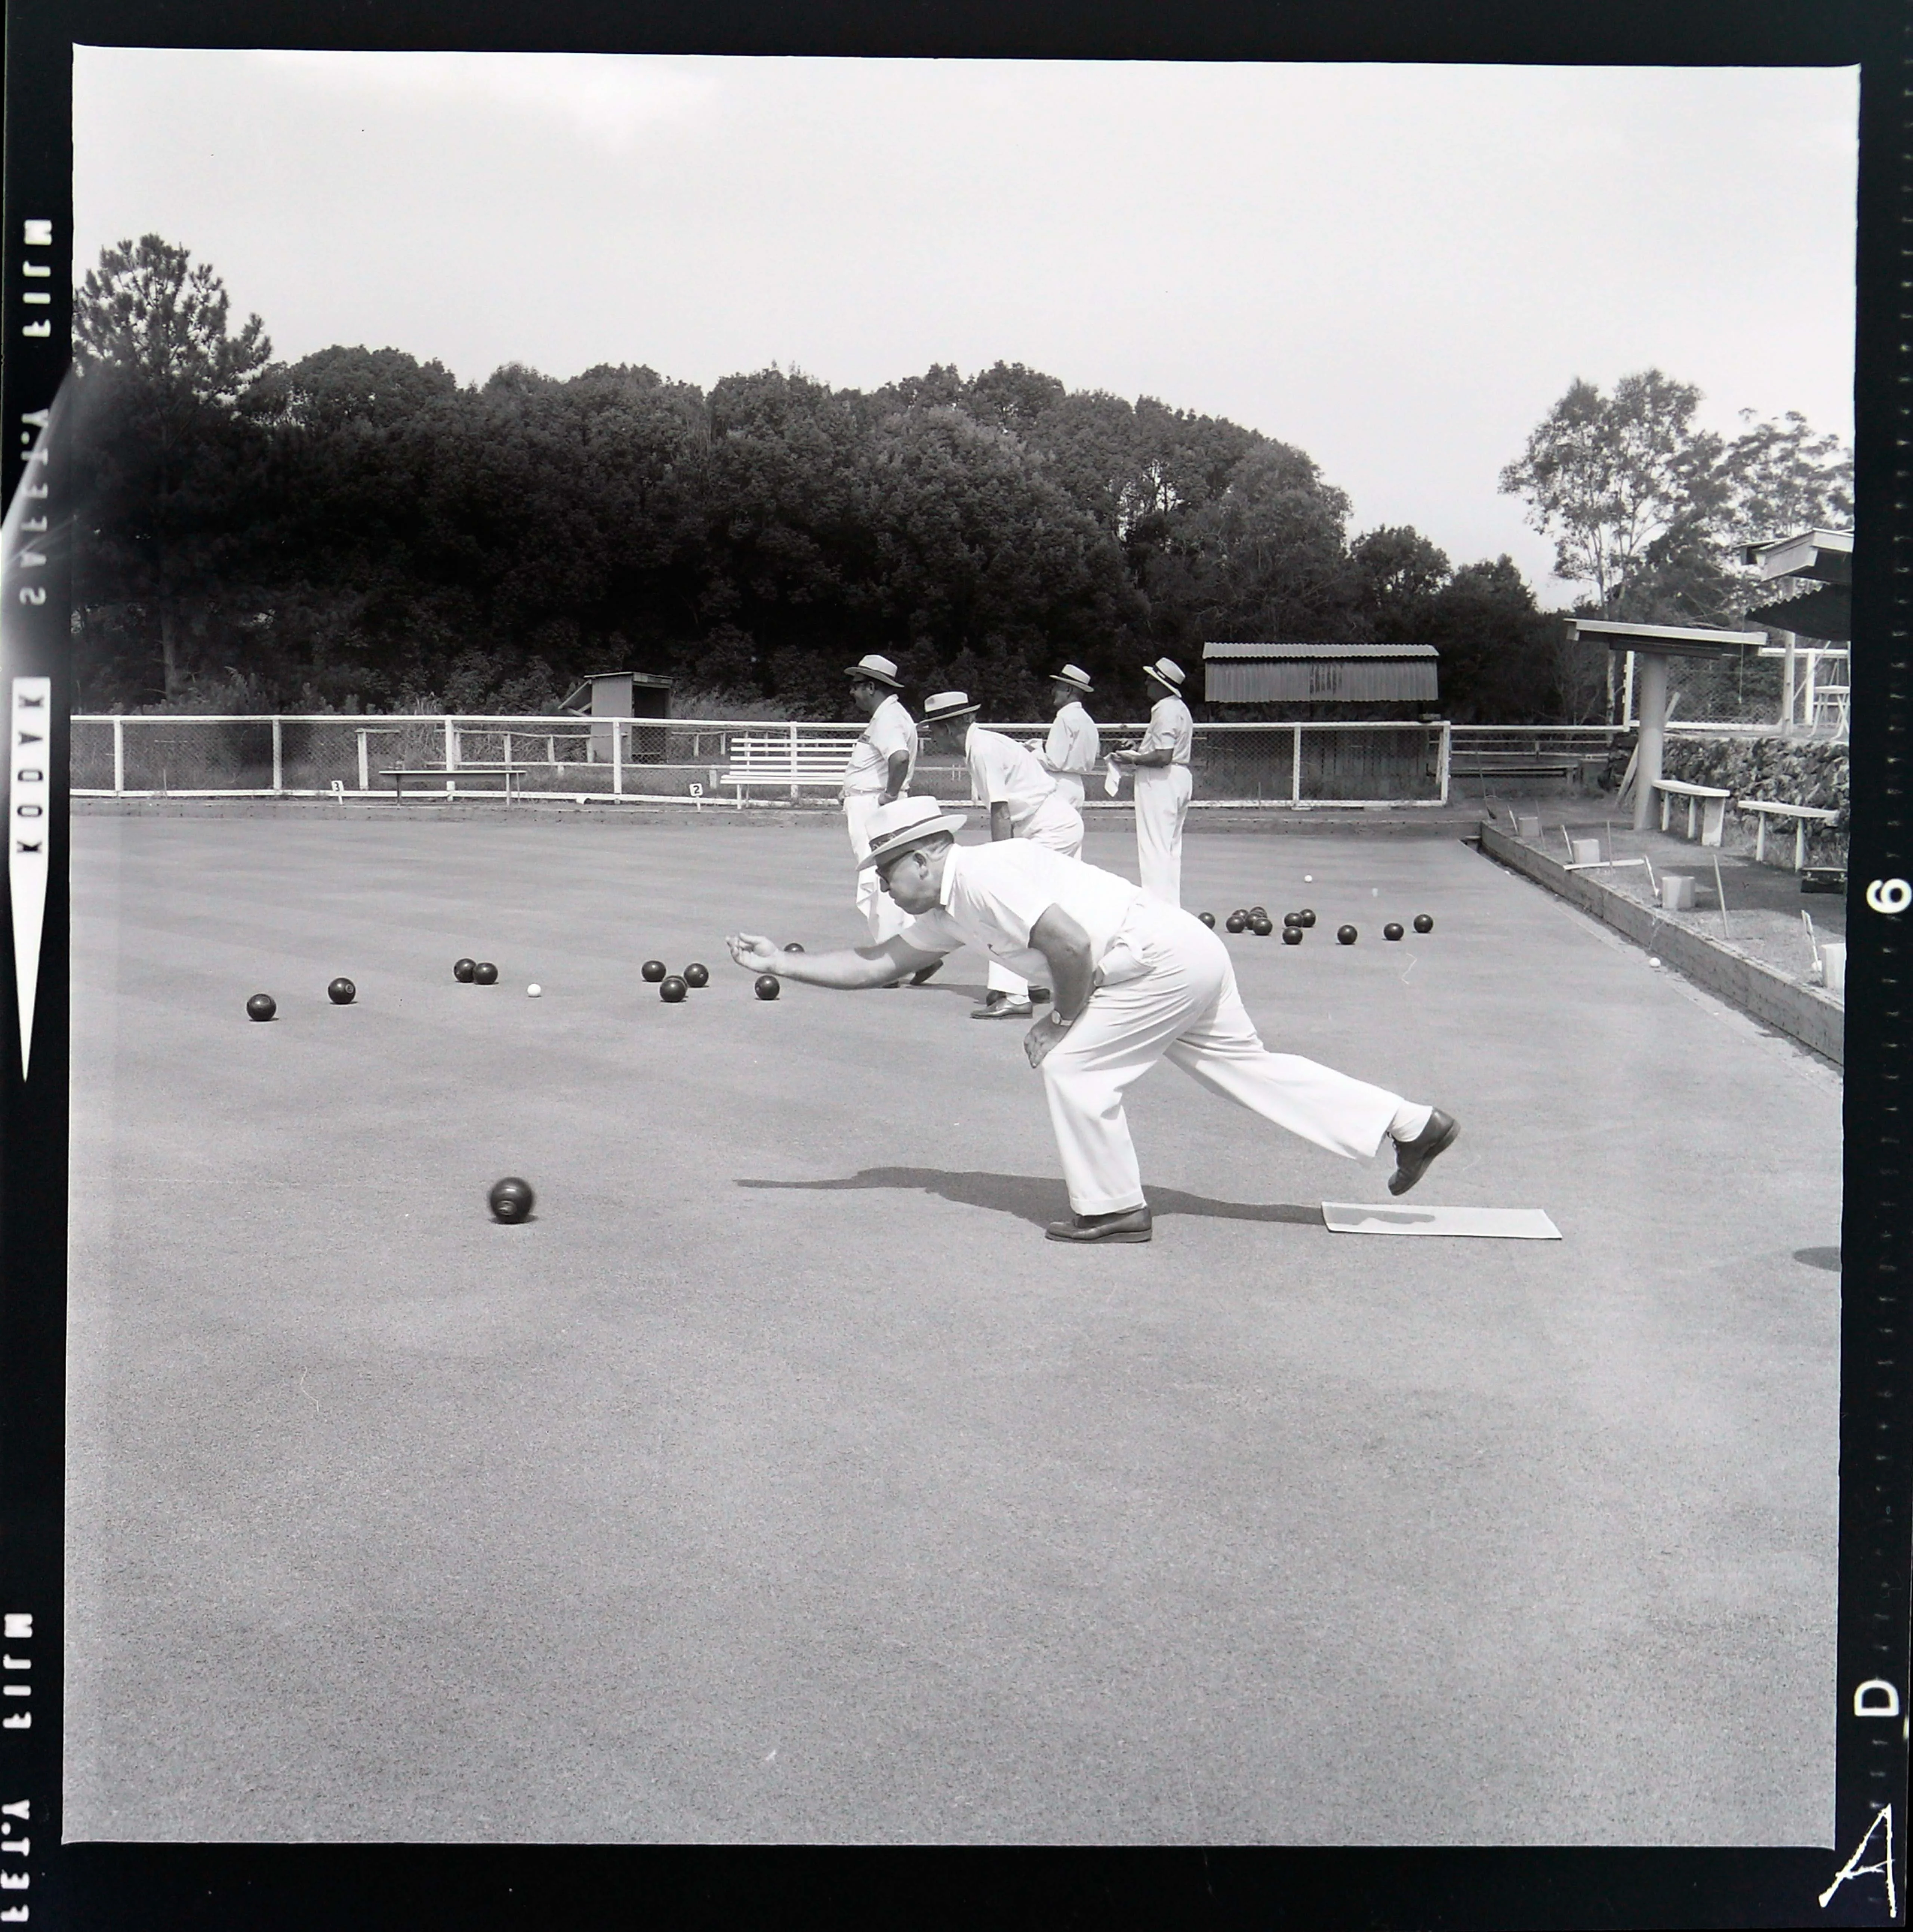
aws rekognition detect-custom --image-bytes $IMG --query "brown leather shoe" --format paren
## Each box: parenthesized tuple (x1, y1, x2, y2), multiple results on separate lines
(909, 960, 943, 985)
(1045, 1205, 1153, 1243)
(1389, 1109, 1459, 1195)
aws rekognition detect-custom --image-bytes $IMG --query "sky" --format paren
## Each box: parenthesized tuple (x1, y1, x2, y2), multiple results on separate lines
(72, 50, 1859, 606)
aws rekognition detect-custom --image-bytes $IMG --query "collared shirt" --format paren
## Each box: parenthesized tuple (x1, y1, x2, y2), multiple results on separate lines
(964, 724, 1060, 831)
(900, 840, 1149, 981)
(840, 693, 917, 797)
(1044, 701, 1101, 776)
(1142, 694, 1193, 764)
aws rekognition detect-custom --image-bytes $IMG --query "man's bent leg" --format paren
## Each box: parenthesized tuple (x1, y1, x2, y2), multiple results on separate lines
(1039, 941, 1222, 1213)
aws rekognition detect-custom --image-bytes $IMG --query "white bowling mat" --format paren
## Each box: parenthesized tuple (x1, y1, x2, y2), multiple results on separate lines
(1322, 1203, 1562, 1240)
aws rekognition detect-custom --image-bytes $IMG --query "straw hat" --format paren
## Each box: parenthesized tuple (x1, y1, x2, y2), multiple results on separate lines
(1050, 664, 1093, 695)
(919, 690, 982, 726)
(844, 653, 903, 690)
(855, 794, 969, 870)
(1143, 657, 1186, 692)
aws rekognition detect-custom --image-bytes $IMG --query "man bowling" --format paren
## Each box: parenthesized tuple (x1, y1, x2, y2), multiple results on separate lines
(726, 797, 1459, 1243)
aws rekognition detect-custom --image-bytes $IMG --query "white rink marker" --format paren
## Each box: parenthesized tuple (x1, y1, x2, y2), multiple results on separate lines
(1322, 1203, 1561, 1240)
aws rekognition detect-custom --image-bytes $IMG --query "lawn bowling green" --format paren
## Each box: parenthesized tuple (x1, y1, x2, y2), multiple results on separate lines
(68, 810, 1839, 1845)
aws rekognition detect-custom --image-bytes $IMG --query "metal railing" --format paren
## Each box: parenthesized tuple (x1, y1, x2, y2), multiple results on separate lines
(71, 714, 1459, 808)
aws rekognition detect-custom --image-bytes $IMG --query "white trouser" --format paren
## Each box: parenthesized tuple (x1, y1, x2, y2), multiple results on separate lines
(1051, 772, 1088, 811)
(987, 795, 1087, 998)
(844, 792, 909, 944)
(1134, 763, 1193, 906)
(1041, 901, 1405, 1215)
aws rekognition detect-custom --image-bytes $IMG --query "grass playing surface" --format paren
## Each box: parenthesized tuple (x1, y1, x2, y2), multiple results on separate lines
(67, 811, 1841, 1845)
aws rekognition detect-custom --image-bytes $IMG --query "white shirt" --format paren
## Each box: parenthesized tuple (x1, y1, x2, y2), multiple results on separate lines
(901, 840, 1149, 983)
(1142, 694, 1193, 764)
(840, 693, 917, 797)
(965, 724, 1060, 831)
(1044, 701, 1100, 775)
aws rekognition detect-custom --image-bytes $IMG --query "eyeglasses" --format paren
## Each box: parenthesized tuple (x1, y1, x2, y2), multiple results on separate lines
(874, 847, 925, 892)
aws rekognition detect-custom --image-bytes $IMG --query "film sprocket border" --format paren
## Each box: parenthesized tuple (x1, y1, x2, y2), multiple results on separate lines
(1, 3, 1904, 1926)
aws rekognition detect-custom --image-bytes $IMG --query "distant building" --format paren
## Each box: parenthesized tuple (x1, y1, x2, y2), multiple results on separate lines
(1202, 642, 1439, 716)
(558, 670, 675, 763)
(1742, 529, 1851, 734)
(1743, 529, 1851, 643)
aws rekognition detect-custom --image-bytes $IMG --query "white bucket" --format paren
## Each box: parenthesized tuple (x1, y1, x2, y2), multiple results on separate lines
(1572, 838, 1602, 866)
(1659, 874, 1695, 911)
(1821, 941, 1846, 998)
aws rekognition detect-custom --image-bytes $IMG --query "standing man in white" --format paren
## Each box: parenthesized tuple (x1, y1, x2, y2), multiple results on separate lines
(839, 654, 922, 962)
(917, 689, 1084, 1019)
(1110, 656, 1194, 906)
(725, 797, 1459, 1243)
(1039, 664, 1101, 812)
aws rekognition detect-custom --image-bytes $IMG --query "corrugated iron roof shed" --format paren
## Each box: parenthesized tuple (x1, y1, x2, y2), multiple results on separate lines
(1204, 644, 1440, 705)
(1203, 641, 1438, 661)
(1745, 582, 1851, 642)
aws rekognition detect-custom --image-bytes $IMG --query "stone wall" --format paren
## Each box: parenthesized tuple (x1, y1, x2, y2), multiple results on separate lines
(1662, 735, 1849, 862)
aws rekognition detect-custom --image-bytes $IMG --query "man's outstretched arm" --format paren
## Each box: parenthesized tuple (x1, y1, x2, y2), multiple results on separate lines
(726, 931, 946, 989)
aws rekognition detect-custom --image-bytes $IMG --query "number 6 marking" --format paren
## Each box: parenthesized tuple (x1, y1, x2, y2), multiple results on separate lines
(1867, 878, 1912, 915)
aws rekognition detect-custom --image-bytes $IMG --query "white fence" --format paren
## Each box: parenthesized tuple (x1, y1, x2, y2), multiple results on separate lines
(71, 714, 1460, 808)
(73, 713, 1830, 809)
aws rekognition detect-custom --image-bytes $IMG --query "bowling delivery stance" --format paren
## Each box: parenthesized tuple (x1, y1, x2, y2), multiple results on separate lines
(1109, 656, 1194, 908)
(725, 797, 1459, 1244)
(919, 689, 1085, 1019)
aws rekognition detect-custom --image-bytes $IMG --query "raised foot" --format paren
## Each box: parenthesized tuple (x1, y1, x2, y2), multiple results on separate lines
(1389, 1109, 1459, 1196)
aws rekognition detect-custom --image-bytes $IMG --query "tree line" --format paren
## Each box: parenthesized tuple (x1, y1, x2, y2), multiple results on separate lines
(69, 235, 1851, 723)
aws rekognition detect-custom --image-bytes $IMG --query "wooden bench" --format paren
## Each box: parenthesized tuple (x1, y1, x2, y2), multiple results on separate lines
(1449, 750, 1606, 791)
(382, 764, 527, 802)
(1737, 797, 1840, 871)
(1652, 777, 1732, 847)
(1451, 752, 1579, 780)
(718, 732, 856, 803)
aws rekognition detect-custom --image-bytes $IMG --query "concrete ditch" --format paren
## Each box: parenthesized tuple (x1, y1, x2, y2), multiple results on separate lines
(1477, 818, 1843, 1066)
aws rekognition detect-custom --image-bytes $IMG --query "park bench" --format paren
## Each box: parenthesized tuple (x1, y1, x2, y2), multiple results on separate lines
(719, 732, 856, 803)
(381, 763, 527, 802)
(1448, 748, 1606, 792)
(1651, 777, 1732, 847)
(1450, 750, 1579, 781)
(1737, 797, 1840, 872)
